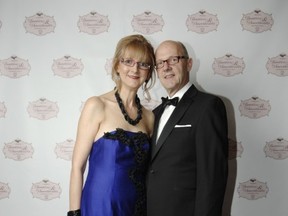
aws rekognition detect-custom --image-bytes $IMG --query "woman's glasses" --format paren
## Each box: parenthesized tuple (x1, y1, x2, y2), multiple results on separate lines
(120, 58, 151, 70)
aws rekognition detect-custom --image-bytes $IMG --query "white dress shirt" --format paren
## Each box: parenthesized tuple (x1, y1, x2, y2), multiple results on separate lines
(156, 82, 192, 142)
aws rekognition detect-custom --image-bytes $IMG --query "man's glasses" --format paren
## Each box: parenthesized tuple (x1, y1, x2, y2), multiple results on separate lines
(155, 56, 188, 69)
(120, 58, 151, 70)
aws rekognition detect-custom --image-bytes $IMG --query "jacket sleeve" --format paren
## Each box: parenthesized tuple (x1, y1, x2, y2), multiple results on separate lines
(194, 96, 228, 216)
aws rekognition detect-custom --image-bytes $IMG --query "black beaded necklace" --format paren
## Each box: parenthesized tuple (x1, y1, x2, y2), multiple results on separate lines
(115, 90, 142, 126)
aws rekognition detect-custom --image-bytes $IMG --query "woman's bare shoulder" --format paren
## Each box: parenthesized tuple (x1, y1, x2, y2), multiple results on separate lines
(82, 91, 115, 116)
(83, 96, 104, 111)
(142, 106, 154, 136)
(142, 106, 154, 118)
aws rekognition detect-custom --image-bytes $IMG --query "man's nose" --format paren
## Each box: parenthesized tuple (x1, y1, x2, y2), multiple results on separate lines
(163, 62, 171, 71)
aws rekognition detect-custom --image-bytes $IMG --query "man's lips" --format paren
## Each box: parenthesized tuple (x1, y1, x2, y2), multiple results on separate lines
(164, 74, 175, 79)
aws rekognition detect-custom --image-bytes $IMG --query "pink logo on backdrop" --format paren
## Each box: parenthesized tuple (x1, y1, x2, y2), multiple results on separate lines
(186, 10, 219, 34)
(0, 56, 31, 78)
(131, 11, 164, 35)
(52, 56, 84, 78)
(266, 53, 288, 77)
(264, 138, 288, 160)
(241, 9, 273, 33)
(0, 102, 7, 118)
(212, 54, 245, 77)
(54, 139, 75, 161)
(228, 138, 243, 160)
(239, 97, 271, 119)
(237, 179, 269, 200)
(27, 98, 59, 120)
(31, 179, 62, 201)
(0, 182, 10, 199)
(23, 12, 56, 36)
(105, 58, 113, 75)
(3, 139, 34, 161)
(78, 11, 110, 35)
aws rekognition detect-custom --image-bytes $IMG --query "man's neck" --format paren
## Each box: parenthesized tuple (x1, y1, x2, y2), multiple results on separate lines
(168, 82, 192, 99)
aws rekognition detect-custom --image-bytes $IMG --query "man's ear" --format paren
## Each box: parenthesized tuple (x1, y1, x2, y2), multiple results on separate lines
(187, 58, 193, 71)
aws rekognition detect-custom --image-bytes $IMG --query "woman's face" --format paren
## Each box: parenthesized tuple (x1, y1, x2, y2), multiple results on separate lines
(116, 53, 150, 90)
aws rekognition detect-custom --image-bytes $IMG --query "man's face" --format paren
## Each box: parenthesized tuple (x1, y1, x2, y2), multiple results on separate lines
(155, 41, 192, 97)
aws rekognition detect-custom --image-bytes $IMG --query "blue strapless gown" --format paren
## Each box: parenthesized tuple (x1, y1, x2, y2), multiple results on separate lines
(80, 128, 150, 216)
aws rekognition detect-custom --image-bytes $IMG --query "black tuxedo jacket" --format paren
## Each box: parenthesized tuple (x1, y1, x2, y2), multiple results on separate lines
(147, 85, 228, 216)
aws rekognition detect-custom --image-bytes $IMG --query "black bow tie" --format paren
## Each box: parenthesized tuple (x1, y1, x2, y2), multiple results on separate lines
(161, 97, 179, 107)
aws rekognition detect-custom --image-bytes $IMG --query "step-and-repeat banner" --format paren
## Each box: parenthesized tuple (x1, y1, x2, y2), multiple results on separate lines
(1, 0, 287, 215)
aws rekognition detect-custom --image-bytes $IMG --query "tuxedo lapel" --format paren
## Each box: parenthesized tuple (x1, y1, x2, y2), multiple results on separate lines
(151, 85, 198, 160)
(151, 105, 165, 146)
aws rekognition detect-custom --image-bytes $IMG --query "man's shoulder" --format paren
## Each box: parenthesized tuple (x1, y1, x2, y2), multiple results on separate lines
(198, 89, 219, 98)
(191, 86, 221, 99)
(187, 87, 225, 109)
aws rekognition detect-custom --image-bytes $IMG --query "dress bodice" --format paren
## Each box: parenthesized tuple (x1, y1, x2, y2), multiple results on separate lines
(81, 128, 150, 216)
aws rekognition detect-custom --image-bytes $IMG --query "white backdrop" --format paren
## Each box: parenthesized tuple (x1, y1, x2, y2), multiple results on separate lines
(1, 0, 288, 215)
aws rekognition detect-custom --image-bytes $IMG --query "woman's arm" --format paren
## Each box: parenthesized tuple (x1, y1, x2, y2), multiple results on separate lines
(68, 97, 104, 210)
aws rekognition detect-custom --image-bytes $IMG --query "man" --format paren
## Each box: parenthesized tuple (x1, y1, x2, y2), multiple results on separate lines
(146, 40, 228, 216)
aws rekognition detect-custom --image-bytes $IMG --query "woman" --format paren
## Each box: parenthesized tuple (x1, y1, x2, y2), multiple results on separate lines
(68, 34, 155, 216)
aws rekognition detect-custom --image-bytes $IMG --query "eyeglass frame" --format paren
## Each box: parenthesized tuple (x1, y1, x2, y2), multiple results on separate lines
(155, 56, 188, 69)
(120, 58, 151, 70)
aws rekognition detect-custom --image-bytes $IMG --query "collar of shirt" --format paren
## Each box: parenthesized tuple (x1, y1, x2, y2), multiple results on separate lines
(156, 82, 192, 142)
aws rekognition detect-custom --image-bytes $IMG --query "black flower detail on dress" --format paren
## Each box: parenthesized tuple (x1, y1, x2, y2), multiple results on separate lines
(103, 128, 150, 216)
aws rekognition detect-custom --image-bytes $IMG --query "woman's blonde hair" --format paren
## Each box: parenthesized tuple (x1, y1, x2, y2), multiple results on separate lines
(111, 34, 155, 100)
